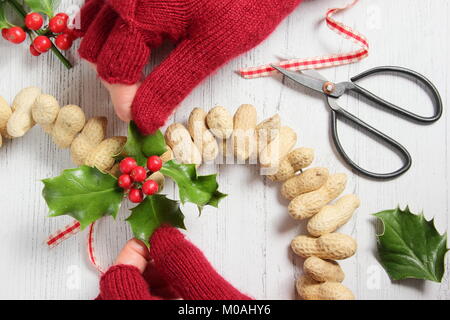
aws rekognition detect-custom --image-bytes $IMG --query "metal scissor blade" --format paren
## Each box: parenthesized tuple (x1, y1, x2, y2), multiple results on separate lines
(271, 65, 327, 94)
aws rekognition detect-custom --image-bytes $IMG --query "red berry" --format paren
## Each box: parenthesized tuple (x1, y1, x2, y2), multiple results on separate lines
(55, 33, 73, 50)
(29, 44, 41, 57)
(1, 28, 9, 41)
(142, 180, 159, 196)
(147, 156, 163, 172)
(6, 27, 26, 44)
(128, 188, 143, 203)
(25, 13, 43, 30)
(33, 36, 52, 53)
(119, 157, 137, 174)
(56, 13, 70, 23)
(49, 15, 68, 34)
(130, 166, 147, 182)
(118, 174, 132, 189)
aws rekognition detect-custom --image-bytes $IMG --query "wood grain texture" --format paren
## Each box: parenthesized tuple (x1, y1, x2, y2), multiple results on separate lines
(0, 0, 448, 299)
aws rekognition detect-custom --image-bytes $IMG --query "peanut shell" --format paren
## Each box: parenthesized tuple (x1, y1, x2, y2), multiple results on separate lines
(206, 106, 233, 139)
(85, 136, 127, 172)
(288, 173, 347, 220)
(281, 167, 329, 200)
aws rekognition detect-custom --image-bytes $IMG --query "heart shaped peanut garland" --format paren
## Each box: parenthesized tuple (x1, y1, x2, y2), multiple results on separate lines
(1, 88, 360, 300)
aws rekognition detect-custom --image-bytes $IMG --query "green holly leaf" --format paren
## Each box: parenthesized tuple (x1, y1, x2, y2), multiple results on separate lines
(160, 160, 227, 210)
(25, 0, 60, 17)
(42, 166, 124, 229)
(122, 121, 167, 166)
(0, 2, 12, 29)
(126, 194, 185, 246)
(374, 207, 449, 282)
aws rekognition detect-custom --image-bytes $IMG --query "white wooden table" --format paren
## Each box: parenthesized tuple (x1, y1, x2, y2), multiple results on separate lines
(0, 0, 449, 300)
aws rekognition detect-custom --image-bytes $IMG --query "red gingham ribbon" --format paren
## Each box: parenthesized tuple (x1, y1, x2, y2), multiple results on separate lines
(239, 0, 368, 79)
(87, 222, 105, 274)
(46, 219, 104, 274)
(46, 220, 81, 248)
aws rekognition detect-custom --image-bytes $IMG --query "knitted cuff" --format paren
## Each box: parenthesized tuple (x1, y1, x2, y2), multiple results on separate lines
(99, 264, 159, 300)
(96, 18, 150, 85)
(78, 4, 117, 63)
(150, 227, 253, 300)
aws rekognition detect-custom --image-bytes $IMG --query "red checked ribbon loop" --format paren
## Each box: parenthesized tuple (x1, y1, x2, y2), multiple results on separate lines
(46, 220, 104, 274)
(239, 0, 368, 79)
(87, 222, 105, 274)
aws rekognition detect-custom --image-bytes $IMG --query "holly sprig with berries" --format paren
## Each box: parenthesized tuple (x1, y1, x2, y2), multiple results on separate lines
(42, 122, 226, 245)
(0, 0, 77, 69)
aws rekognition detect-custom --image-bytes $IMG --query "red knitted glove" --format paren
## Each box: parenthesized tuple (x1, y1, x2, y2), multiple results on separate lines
(97, 265, 161, 300)
(97, 227, 252, 300)
(150, 226, 253, 300)
(78, 0, 303, 134)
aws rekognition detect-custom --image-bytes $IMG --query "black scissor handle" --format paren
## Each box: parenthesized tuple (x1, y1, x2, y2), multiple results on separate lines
(349, 66, 443, 123)
(331, 107, 412, 180)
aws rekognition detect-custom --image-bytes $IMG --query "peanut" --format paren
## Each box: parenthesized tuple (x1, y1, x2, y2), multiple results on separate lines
(259, 126, 297, 167)
(281, 167, 329, 200)
(160, 146, 174, 163)
(256, 114, 281, 150)
(52, 105, 86, 148)
(268, 148, 314, 181)
(70, 117, 107, 165)
(232, 104, 257, 161)
(303, 257, 345, 282)
(291, 233, 357, 260)
(206, 106, 233, 139)
(0, 96, 12, 137)
(85, 136, 127, 172)
(7, 87, 41, 137)
(149, 171, 165, 191)
(109, 163, 121, 178)
(32, 94, 60, 133)
(296, 275, 354, 300)
(288, 173, 347, 220)
(308, 194, 360, 237)
(188, 108, 219, 162)
(165, 123, 202, 165)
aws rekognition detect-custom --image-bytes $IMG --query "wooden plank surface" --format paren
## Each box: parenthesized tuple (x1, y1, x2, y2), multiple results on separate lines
(0, 0, 448, 299)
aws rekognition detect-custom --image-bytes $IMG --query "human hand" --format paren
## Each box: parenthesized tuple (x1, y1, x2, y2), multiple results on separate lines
(99, 226, 252, 300)
(77, 0, 303, 134)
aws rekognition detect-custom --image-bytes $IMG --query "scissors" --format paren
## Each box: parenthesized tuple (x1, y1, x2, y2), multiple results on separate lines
(272, 65, 443, 180)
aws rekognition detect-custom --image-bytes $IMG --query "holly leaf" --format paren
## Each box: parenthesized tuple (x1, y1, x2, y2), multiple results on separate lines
(160, 160, 227, 210)
(126, 194, 185, 246)
(42, 166, 124, 229)
(0, 2, 12, 29)
(122, 121, 167, 166)
(374, 207, 449, 282)
(25, 0, 60, 17)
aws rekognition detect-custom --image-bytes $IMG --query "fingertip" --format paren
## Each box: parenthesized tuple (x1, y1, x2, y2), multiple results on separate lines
(114, 104, 132, 122)
(107, 82, 140, 122)
(114, 239, 150, 273)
